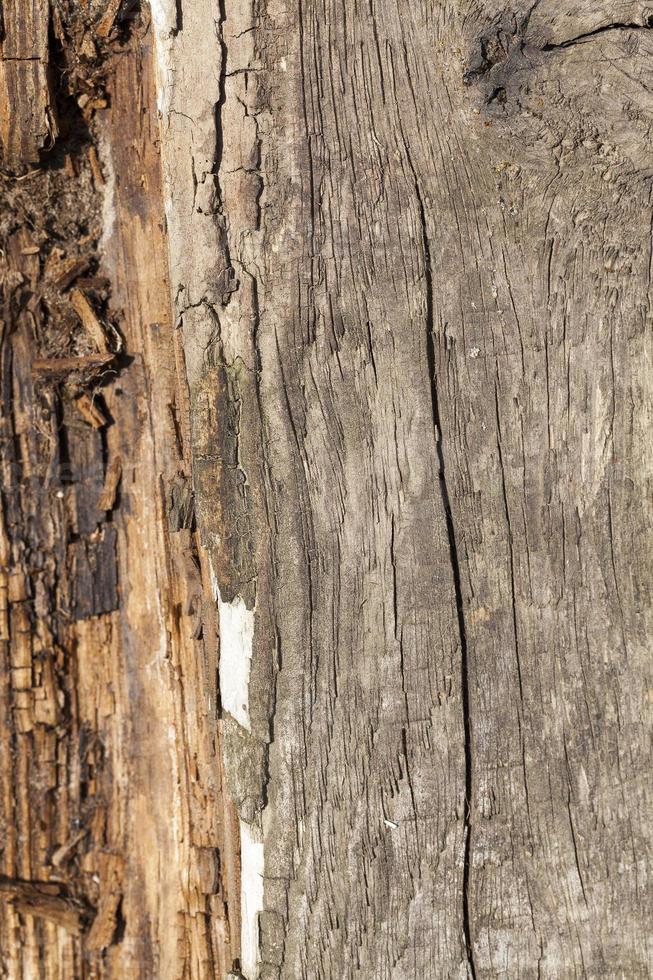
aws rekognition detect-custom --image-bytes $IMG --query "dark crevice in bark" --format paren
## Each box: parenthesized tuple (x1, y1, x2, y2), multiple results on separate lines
(542, 20, 653, 51)
(414, 187, 477, 979)
(208, 0, 239, 307)
(214, 0, 228, 177)
(172, 0, 183, 35)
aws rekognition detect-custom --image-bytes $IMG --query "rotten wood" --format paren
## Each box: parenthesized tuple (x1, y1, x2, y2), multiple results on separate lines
(0, 0, 56, 173)
(0, 876, 90, 934)
(0, 1, 240, 977)
(68, 288, 111, 353)
(31, 354, 115, 375)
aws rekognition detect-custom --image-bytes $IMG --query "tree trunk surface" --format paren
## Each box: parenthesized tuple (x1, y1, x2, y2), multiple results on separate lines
(0, 2, 650, 979)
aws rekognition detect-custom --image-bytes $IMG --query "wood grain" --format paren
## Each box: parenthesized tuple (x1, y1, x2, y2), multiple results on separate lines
(0, 0, 55, 172)
(157, 0, 653, 976)
(0, 0, 650, 976)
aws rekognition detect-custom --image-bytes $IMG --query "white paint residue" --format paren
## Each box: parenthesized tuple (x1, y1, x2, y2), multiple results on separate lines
(148, 0, 177, 35)
(240, 820, 264, 980)
(218, 590, 255, 731)
(148, 0, 177, 114)
(210, 559, 255, 731)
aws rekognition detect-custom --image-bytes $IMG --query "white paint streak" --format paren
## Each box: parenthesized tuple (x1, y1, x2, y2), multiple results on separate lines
(240, 820, 264, 980)
(218, 588, 255, 732)
(209, 555, 255, 731)
(148, 0, 176, 114)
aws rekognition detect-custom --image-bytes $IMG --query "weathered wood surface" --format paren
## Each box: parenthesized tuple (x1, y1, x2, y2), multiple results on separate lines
(0, 0, 651, 977)
(155, 0, 652, 977)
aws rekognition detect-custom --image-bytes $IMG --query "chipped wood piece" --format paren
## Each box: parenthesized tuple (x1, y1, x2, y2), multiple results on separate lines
(80, 33, 98, 62)
(31, 353, 114, 375)
(87, 145, 105, 188)
(98, 457, 122, 512)
(51, 830, 88, 869)
(85, 853, 123, 952)
(74, 276, 111, 291)
(46, 251, 90, 291)
(70, 287, 110, 351)
(32, 657, 59, 726)
(95, 0, 124, 38)
(0, 877, 88, 933)
(75, 392, 108, 428)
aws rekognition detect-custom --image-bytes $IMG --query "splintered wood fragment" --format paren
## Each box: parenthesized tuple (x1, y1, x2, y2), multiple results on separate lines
(20, 244, 41, 255)
(46, 250, 89, 291)
(51, 830, 88, 869)
(87, 145, 105, 188)
(75, 276, 110, 291)
(70, 287, 110, 351)
(95, 0, 124, 38)
(98, 457, 122, 511)
(0, 0, 56, 171)
(32, 354, 114, 375)
(75, 392, 108, 428)
(85, 853, 123, 951)
(0, 876, 87, 933)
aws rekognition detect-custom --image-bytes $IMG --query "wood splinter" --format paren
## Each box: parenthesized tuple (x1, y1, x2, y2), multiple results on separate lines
(75, 391, 108, 428)
(98, 457, 122, 511)
(0, 876, 92, 934)
(31, 353, 115, 375)
(69, 287, 111, 352)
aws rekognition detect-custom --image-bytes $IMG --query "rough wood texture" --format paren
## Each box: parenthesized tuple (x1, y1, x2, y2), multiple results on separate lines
(155, 0, 652, 977)
(1, 0, 651, 977)
(0, 3, 240, 977)
(0, 0, 55, 173)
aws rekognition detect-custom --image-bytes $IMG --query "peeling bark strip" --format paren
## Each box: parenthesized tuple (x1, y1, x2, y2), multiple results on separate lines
(155, 0, 652, 978)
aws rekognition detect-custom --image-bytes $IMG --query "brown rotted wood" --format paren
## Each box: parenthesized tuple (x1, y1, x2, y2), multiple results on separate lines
(0, 0, 56, 173)
(0, 2, 240, 977)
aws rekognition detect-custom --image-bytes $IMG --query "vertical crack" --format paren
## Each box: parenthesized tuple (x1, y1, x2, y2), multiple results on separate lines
(414, 186, 477, 979)
(215, 0, 228, 176)
(372, 57, 477, 963)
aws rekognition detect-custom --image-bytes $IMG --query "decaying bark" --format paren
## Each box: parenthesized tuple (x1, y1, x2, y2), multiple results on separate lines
(1, 0, 651, 978)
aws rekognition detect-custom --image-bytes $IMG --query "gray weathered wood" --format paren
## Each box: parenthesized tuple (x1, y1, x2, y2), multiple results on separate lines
(156, 1, 653, 976)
